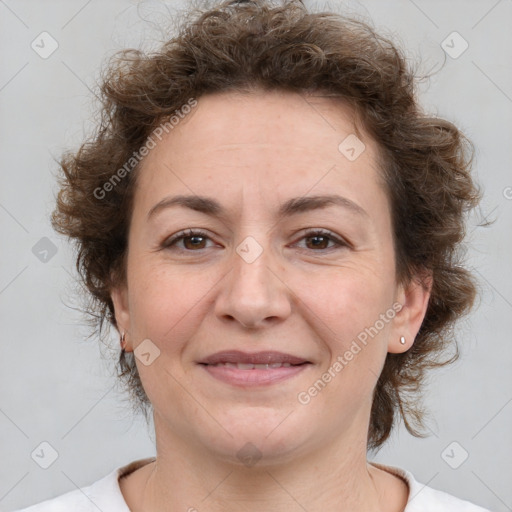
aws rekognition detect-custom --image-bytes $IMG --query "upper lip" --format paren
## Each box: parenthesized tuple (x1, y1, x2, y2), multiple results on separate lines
(199, 350, 310, 365)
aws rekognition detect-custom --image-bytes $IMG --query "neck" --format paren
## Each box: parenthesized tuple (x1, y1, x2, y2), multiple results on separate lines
(132, 416, 405, 512)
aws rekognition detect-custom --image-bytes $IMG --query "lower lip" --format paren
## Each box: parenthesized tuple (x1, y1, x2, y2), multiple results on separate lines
(200, 364, 310, 386)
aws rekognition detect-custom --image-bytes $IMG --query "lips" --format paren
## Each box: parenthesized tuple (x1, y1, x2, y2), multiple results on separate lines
(199, 350, 310, 367)
(206, 362, 296, 370)
(198, 350, 312, 386)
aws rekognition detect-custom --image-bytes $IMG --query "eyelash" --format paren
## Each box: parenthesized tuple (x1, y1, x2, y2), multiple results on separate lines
(161, 228, 349, 253)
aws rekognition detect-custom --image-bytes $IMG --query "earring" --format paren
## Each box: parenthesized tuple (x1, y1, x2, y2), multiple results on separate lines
(120, 332, 127, 350)
(400, 336, 406, 345)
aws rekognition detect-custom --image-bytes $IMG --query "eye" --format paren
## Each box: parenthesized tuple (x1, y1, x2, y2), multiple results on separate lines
(161, 228, 349, 253)
(161, 229, 215, 251)
(293, 229, 348, 251)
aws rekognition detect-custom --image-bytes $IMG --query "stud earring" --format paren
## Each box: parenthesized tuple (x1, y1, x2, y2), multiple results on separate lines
(400, 336, 406, 345)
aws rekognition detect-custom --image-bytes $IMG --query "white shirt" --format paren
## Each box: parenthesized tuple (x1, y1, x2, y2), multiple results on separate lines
(13, 457, 491, 511)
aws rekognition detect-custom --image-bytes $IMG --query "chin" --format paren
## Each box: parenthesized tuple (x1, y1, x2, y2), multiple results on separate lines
(195, 406, 314, 467)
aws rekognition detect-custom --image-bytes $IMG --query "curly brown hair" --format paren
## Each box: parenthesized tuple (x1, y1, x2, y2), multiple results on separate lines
(52, 0, 481, 450)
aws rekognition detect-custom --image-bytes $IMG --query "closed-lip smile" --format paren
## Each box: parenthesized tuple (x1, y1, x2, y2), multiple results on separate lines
(198, 350, 312, 386)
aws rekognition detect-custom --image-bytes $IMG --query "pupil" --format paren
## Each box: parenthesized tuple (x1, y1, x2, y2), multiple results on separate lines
(309, 236, 327, 249)
(186, 236, 204, 249)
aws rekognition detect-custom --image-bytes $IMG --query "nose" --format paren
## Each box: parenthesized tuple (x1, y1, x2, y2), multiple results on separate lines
(214, 238, 292, 330)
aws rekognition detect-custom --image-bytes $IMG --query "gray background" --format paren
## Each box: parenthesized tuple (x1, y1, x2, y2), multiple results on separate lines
(0, 0, 511, 510)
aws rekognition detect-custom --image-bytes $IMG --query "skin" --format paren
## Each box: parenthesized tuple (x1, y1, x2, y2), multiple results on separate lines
(111, 89, 431, 512)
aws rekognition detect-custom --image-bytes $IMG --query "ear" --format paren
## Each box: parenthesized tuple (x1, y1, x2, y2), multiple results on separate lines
(388, 270, 432, 354)
(111, 283, 133, 352)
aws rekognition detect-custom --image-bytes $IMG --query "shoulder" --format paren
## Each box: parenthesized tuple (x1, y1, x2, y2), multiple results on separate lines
(371, 462, 492, 512)
(11, 457, 156, 512)
(405, 480, 492, 512)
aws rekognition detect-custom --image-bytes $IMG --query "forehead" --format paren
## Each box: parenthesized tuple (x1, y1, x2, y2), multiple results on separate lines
(165, 90, 369, 156)
(134, 90, 386, 215)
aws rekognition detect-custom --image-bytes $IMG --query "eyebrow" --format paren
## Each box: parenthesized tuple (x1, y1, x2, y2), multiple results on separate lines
(147, 194, 369, 221)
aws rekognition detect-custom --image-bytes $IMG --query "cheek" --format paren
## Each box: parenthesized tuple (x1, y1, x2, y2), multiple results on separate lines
(294, 262, 395, 400)
(126, 257, 221, 351)
(300, 262, 395, 339)
(300, 278, 391, 401)
(126, 263, 210, 405)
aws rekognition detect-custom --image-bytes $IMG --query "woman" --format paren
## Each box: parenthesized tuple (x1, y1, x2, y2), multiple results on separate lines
(16, 0, 491, 510)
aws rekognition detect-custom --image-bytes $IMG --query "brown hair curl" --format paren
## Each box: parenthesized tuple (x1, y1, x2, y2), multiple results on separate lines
(52, 0, 481, 450)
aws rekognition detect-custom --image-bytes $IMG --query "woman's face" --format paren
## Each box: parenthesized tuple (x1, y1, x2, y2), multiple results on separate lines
(112, 90, 429, 463)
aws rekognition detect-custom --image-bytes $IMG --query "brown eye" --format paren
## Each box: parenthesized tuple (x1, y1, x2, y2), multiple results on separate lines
(162, 229, 213, 251)
(295, 229, 348, 251)
(182, 234, 207, 250)
(305, 234, 330, 250)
